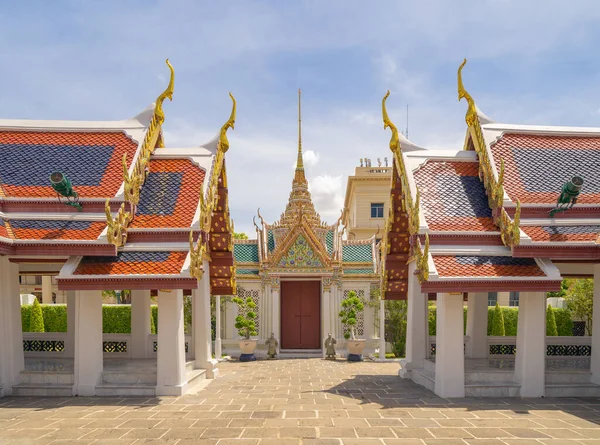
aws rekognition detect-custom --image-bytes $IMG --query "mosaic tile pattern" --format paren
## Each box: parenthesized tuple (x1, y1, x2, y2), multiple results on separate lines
(279, 234, 322, 268)
(9, 219, 106, 240)
(0, 131, 138, 198)
(343, 269, 375, 274)
(130, 159, 205, 229)
(0, 216, 7, 238)
(342, 243, 373, 263)
(433, 255, 546, 277)
(74, 251, 187, 275)
(413, 161, 496, 232)
(267, 230, 275, 252)
(236, 269, 259, 275)
(490, 133, 600, 204)
(326, 230, 334, 253)
(234, 243, 259, 263)
(521, 224, 600, 242)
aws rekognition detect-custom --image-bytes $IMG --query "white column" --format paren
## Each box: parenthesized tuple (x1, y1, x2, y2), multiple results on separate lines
(399, 263, 427, 378)
(466, 292, 489, 358)
(214, 295, 222, 359)
(74, 290, 103, 396)
(515, 292, 546, 397)
(193, 267, 218, 378)
(41, 275, 53, 304)
(156, 289, 186, 396)
(322, 286, 331, 358)
(591, 265, 600, 384)
(65, 291, 76, 358)
(434, 292, 465, 398)
(379, 298, 386, 361)
(0, 257, 25, 396)
(271, 286, 280, 342)
(130, 289, 151, 359)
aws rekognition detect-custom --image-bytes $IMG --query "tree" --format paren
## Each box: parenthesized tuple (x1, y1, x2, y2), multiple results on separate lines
(29, 298, 45, 333)
(490, 302, 505, 336)
(565, 278, 594, 335)
(232, 297, 257, 339)
(233, 232, 248, 240)
(546, 305, 558, 336)
(339, 291, 364, 340)
(547, 279, 573, 299)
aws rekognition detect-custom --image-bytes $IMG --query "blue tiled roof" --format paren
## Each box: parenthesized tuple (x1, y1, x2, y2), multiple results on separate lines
(137, 172, 183, 215)
(267, 230, 275, 252)
(342, 244, 373, 263)
(234, 243, 259, 263)
(326, 230, 334, 254)
(436, 175, 492, 218)
(237, 269, 259, 275)
(10, 220, 92, 230)
(343, 269, 375, 274)
(455, 256, 538, 267)
(80, 251, 171, 264)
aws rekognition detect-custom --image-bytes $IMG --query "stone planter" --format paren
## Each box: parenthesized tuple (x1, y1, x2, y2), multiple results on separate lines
(347, 339, 366, 362)
(239, 339, 257, 362)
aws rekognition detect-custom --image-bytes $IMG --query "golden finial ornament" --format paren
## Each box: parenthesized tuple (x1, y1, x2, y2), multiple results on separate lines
(297, 88, 304, 170)
(457, 58, 477, 127)
(218, 92, 236, 153)
(154, 59, 175, 125)
(105, 199, 132, 248)
(382, 90, 401, 158)
(189, 231, 206, 279)
(122, 153, 142, 206)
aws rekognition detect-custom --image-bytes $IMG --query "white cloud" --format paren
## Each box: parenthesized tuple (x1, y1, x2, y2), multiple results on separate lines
(309, 174, 345, 221)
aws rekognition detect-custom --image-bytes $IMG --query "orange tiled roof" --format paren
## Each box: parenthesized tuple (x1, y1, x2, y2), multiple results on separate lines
(7, 220, 106, 241)
(0, 217, 8, 238)
(74, 251, 187, 275)
(130, 159, 205, 229)
(490, 134, 600, 205)
(521, 225, 600, 242)
(413, 161, 496, 232)
(0, 131, 138, 198)
(433, 255, 546, 278)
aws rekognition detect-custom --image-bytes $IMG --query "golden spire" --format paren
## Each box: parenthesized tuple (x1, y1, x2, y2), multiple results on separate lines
(297, 88, 304, 170)
(155, 59, 175, 125)
(457, 58, 477, 126)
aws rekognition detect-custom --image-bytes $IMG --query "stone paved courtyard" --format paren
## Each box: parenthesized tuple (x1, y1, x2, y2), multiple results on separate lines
(1, 358, 600, 444)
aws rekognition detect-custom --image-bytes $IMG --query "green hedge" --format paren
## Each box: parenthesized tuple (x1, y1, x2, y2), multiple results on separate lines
(42, 305, 68, 333)
(102, 305, 131, 334)
(428, 305, 573, 337)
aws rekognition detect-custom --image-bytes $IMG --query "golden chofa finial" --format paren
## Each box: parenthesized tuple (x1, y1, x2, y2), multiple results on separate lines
(457, 58, 477, 126)
(218, 92, 236, 153)
(382, 90, 400, 157)
(155, 59, 175, 125)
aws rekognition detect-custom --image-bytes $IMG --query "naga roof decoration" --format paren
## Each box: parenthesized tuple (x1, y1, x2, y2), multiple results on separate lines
(458, 59, 521, 248)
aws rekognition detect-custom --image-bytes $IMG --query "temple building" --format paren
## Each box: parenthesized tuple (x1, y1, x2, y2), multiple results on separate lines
(0, 60, 236, 397)
(223, 90, 380, 357)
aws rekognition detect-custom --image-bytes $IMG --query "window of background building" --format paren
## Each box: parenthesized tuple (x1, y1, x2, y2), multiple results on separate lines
(488, 292, 498, 306)
(371, 203, 384, 218)
(509, 291, 520, 307)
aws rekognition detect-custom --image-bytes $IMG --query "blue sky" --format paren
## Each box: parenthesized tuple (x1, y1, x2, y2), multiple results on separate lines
(2, 1, 600, 235)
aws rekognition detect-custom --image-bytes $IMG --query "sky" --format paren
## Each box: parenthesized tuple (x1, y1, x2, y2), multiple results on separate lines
(2, 1, 600, 236)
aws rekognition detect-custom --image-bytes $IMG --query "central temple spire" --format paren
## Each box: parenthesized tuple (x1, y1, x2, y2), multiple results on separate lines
(294, 88, 306, 184)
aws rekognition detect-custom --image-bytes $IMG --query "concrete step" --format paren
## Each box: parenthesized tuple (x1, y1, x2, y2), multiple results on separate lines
(101, 371, 156, 385)
(465, 370, 515, 384)
(19, 371, 74, 385)
(185, 360, 195, 373)
(545, 371, 591, 384)
(186, 368, 207, 387)
(12, 383, 73, 397)
(545, 383, 600, 398)
(423, 359, 435, 373)
(411, 368, 435, 392)
(95, 383, 156, 397)
(465, 382, 520, 397)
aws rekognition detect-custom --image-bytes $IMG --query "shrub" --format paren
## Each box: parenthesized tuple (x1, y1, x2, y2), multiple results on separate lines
(490, 303, 505, 336)
(21, 305, 32, 332)
(546, 305, 558, 336)
(42, 305, 68, 332)
(151, 305, 158, 334)
(392, 339, 405, 358)
(553, 308, 574, 336)
(29, 299, 45, 333)
(151, 306, 157, 334)
(233, 297, 257, 339)
(428, 306, 436, 335)
(339, 291, 364, 340)
(102, 305, 131, 334)
(502, 308, 519, 336)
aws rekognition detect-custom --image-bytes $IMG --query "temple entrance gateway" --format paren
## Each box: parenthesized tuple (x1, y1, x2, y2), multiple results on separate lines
(280, 281, 321, 349)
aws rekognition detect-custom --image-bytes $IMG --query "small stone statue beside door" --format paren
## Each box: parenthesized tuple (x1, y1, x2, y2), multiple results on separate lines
(265, 333, 279, 359)
(324, 333, 337, 359)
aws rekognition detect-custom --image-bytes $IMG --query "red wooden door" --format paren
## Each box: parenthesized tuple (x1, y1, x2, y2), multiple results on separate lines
(281, 281, 321, 349)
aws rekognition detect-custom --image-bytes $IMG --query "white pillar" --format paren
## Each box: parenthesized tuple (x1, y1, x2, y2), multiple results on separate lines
(0, 257, 25, 396)
(379, 298, 386, 361)
(41, 275, 53, 304)
(466, 292, 489, 358)
(515, 291, 546, 397)
(271, 285, 280, 342)
(156, 289, 186, 396)
(214, 295, 222, 359)
(65, 291, 76, 358)
(130, 289, 151, 359)
(592, 265, 600, 384)
(399, 264, 427, 378)
(74, 290, 103, 396)
(434, 292, 465, 398)
(193, 267, 218, 378)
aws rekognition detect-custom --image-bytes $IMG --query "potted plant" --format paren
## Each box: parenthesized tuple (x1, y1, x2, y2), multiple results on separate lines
(339, 291, 365, 361)
(233, 296, 258, 362)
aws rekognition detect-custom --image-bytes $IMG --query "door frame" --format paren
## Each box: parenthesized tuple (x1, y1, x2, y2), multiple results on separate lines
(279, 278, 322, 349)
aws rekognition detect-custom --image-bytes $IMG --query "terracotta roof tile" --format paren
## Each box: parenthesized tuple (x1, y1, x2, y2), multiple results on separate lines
(130, 159, 205, 229)
(490, 134, 600, 204)
(521, 225, 600, 242)
(9, 219, 106, 240)
(0, 217, 7, 238)
(0, 131, 138, 198)
(433, 255, 545, 278)
(413, 161, 496, 232)
(74, 251, 187, 275)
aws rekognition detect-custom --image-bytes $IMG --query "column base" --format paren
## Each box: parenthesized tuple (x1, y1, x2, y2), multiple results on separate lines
(399, 359, 411, 379)
(214, 338, 222, 360)
(347, 354, 363, 362)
